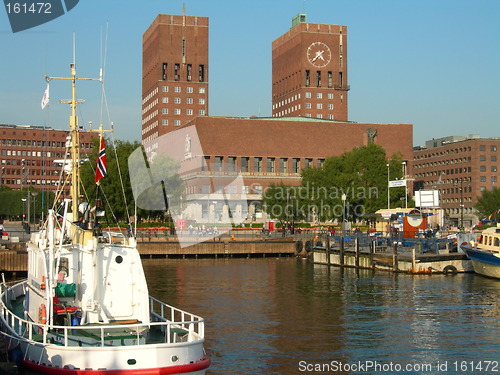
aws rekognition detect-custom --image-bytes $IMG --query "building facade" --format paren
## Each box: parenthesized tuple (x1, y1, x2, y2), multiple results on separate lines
(413, 135, 500, 227)
(272, 14, 349, 121)
(142, 13, 209, 151)
(141, 13, 413, 223)
(0, 124, 96, 197)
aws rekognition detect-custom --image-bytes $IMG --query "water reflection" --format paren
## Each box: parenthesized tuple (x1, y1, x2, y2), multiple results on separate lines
(21, 258, 500, 374)
(141, 258, 500, 374)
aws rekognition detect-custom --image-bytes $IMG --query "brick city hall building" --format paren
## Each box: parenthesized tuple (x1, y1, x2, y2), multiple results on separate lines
(141, 13, 413, 222)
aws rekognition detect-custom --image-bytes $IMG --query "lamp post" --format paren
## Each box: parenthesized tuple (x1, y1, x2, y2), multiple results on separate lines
(402, 161, 408, 209)
(341, 193, 347, 233)
(32, 192, 39, 227)
(386, 163, 390, 209)
(21, 198, 27, 223)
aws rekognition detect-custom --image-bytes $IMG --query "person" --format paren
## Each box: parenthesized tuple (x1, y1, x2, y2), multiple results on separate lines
(0, 220, 4, 236)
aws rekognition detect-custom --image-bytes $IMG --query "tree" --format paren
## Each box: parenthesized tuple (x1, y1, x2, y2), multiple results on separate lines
(80, 138, 141, 222)
(0, 186, 54, 221)
(475, 187, 500, 220)
(264, 143, 407, 223)
(262, 183, 307, 226)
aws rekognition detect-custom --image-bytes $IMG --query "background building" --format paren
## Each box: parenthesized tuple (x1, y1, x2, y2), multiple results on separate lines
(413, 135, 500, 227)
(0, 124, 96, 197)
(142, 13, 209, 153)
(272, 14, 349, 121)
(141, 13, 414, 223)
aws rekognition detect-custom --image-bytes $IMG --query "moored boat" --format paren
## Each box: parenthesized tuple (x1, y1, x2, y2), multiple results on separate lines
(461, 225, 500, 279)
(0, 62, 210, 374)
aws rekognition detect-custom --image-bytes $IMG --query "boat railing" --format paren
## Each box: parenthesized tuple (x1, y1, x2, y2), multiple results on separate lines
(1, 293, 204, 347)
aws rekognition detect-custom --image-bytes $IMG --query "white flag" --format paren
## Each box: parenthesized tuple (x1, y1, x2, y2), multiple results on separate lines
(41, 83, 49, 109)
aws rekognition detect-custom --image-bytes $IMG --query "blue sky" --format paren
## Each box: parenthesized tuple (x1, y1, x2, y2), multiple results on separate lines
(0, 0, 498, 147)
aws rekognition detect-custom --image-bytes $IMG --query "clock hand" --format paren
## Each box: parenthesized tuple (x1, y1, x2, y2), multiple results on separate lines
(312, 50, 324, 62)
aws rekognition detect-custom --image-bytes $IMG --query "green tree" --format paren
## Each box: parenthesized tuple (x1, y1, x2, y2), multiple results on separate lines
(81, 138, 141, 222)
(474, 187, 500, 220)
(0, 186, 54, 221)
(262, 183, 306, 226)
(264, 143, 407, 223)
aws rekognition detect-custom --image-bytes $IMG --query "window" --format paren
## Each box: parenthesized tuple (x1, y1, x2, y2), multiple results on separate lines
(480, 176, 486, 182)
(162, 120, 168, 125)
(199, 65, 205, 82)
(162, 63, 167, 80)
(492, 166, 497, 172)
(174, 120, 181, 126)
(492, 156, 497, 162)
(305, 103, 311, 109)
(328, 71, 333, 88)
(174, 64, 180, 81)
(186, 98, 193, 104)
(267, 157, 275, 173)
(316, 71, 321, 87)
(305, 158, 313, 168)
(187, 64, 192, 81)
(480, 155, 486, 161)
(199, 98, 206, 105)
(174, 109, 181, 115)
(241, 157, 249, 172)
(479, 145, 486, 151)
(254, 157, 262, 172)
(186, 109, 193, 115)
(305, 70, 310, 87)
(198, 109, 206, 116)
(316, 103, 322, 109)
(228, 157, 236, 172)
(162, 108, 168, 114)
(305, 92, 311, 98)
(174, 86, 181, 93)
(186, 87, 193, 93)
(214, 156, 223, 172)
(491, 146, 497, 152)
(316, 92, 322, 99)
(162, 97, 168, 103)
(174, 98, 181, 104)
(199, 87, 206, 94)
(317, 159, 325, 167)
(480, 166, 486, 172)
(280, 158, 288, 173)
(292, 158, 300, 173)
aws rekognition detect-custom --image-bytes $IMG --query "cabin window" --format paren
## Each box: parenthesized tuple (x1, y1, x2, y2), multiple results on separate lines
(494, 238, 499, 247)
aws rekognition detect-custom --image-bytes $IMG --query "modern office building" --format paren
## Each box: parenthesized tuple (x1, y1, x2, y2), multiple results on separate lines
(272, 14, 349, 121)
(142, 13, 209, 153)
(413, 135, 500, 227)
(0, 124, 96, 197)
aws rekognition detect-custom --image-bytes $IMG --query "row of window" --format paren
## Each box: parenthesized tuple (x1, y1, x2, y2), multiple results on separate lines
(1, 139, 92, 149)
(414, 155, 497, 169)
(304, 70, 344, 88)
(273, 92, 336, 110)
(205, 156, 325, 174)
(161, 63, 206, 83)
(415, 145, 497, 160)
(142, 85, 206, 106)
(415, 165, 498, 179)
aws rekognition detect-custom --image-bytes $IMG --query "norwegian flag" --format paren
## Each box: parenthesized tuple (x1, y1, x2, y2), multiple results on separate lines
(95, 138, 107, 183)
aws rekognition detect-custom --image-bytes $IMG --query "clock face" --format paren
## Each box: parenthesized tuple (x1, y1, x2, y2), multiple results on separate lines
(307, 42, 331, 68)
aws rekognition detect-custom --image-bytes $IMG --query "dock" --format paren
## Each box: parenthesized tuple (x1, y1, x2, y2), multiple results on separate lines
(310, 234, 473, 274)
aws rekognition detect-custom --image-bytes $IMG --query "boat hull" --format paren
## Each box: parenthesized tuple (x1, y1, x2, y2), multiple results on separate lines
(463, 247, 500, 279)
(1, 281, 210, 375)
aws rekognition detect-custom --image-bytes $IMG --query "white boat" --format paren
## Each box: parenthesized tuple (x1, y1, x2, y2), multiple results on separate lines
(0, 63, 210, 374)
(461, 225, 500, 279)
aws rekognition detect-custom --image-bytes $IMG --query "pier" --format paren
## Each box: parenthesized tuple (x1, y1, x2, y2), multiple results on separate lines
(310, 234, 474, 274)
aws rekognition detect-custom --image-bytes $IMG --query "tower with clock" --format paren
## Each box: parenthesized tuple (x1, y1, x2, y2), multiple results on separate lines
(272, 14, 349, 121)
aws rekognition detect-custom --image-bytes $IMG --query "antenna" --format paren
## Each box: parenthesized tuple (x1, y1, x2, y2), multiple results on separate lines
(72, 32, 76, 65)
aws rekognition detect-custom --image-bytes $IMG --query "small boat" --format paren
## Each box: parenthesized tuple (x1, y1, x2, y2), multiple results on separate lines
(461, 225, 500, 279)
(0, 62, 210, 374)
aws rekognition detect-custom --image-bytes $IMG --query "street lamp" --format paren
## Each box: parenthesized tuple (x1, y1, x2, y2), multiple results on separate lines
(32, 192, 39, 226)
(386, 163, 390, 209)
(21, 198, 27, 223)
(341, 193, 347, 232)
(402, 161, 408, 209)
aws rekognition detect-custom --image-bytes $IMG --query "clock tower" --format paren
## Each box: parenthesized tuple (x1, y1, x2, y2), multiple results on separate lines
(272, 14, 349, 121)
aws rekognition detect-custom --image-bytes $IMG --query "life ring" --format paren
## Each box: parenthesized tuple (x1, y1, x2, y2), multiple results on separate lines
(295, 241, 303, 254)
(38, 304, 47, 325)
(442, 265, 458, 275)
(305, 240, 312, 253)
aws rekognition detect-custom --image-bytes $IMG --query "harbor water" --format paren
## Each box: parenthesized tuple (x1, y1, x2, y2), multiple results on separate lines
(22, 257, 500, 374)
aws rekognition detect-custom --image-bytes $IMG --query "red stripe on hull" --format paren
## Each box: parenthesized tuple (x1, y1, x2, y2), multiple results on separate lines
(22, 356, 210, 375)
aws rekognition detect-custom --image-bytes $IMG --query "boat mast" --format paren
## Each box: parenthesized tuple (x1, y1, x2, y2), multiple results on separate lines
(45, 64, 101, 222)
